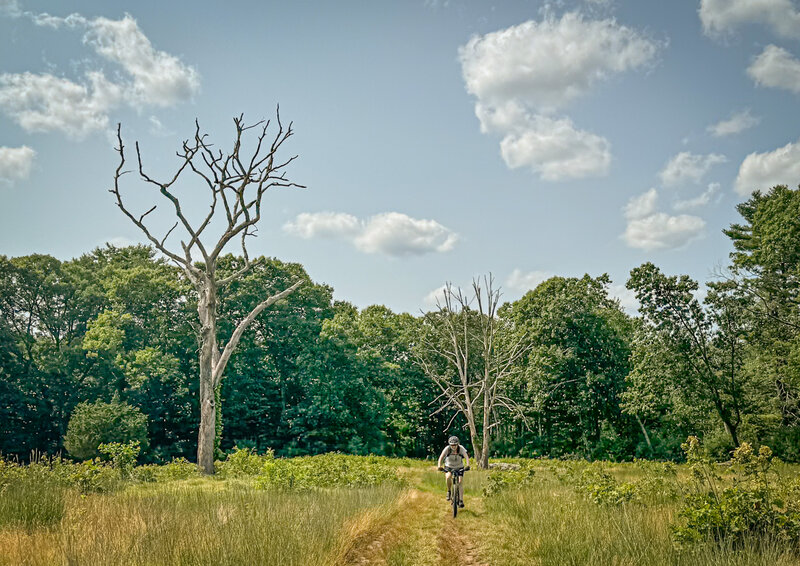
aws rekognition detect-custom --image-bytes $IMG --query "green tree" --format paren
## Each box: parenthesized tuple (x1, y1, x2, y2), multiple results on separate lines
(63, 398, 149, 460)
(627, 263, 756, 449)
(503, 274, 633, 459)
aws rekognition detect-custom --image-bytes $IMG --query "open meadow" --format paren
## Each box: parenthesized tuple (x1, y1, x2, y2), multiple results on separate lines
(2, 446, 799, 566)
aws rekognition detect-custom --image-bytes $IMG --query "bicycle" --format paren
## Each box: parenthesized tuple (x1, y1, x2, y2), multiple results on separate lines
(440, 466, 470, 517)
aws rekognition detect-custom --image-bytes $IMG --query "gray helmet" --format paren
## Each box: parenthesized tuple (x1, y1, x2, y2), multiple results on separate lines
(448, 435, 459, 445)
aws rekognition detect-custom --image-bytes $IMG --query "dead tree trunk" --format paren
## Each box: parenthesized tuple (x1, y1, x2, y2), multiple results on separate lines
(111, 111, 304, 474)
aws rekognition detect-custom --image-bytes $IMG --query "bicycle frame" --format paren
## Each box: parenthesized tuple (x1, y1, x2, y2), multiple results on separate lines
(442, 466, 467, 517)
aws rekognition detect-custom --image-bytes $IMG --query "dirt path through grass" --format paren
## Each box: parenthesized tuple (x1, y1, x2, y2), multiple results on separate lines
(331, 469, 495, 566)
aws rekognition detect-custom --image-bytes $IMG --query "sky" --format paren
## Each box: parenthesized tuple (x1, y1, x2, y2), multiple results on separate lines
(2, 0, 800, 315)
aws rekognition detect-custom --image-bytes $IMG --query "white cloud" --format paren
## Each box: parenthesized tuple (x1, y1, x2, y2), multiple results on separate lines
(0, 146, 35, 183)
(84, 15, 200, 107)
(624, 213, 706, 251)
(658, 151, 727, 186)
(283, 212, 361, 240)
(747, 44, 800, 94)
(505, 269, 553, 292)
(707, 109, 760, 137)
(458, 11, 659, 180)
(0, 71, 122, 138)
(423, 285, 448, 307)
(496, 112, 611, 180)
(355, 213, 458, 256)
(699, 0, 800, 39)
(0, 12, 198, 138)
(459, 12, 658, 111)
(284, 211, 458, 257)
(622, 188, 706, 251)
(148, 116, 173, 137)
(674, 183, 721, 211)
(624, 187, 658, 219)
(734, 139, 800, 195)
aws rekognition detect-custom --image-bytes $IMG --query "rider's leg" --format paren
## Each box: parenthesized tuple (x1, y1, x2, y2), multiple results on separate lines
(458, 476, 464, 502)
(445, 471, 453, 500)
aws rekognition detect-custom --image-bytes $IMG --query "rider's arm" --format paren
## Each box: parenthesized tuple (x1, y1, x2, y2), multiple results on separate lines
(437, 447, 447, 469)
(461, 446, 470, 468)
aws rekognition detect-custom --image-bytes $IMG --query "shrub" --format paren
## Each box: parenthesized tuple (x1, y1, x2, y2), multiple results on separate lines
(157, 457, 199, 481)
(673, 436, 800, 547)
(574, 465, 638, 506)
(66, 459, 120, 493)
(64, 399, 149, 460)
(217, 446, 272, 478)
(99, 440, 141, 478)
(483, 465, 537, 496)
(255, 453, 403, 490)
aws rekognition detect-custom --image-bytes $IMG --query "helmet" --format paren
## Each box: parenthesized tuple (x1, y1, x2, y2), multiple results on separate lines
(448, 436, 459, 445)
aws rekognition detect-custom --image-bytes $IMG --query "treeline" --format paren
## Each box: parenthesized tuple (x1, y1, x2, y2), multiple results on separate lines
(1, 185, 799, 463)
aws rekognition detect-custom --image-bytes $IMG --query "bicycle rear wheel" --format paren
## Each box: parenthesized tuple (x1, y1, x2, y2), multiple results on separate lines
(452, 481, 459, 518)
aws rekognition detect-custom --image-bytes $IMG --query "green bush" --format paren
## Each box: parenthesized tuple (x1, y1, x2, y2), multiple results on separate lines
(66, 458, 120, 493)
(483, 465, 537, 496)
(673, 436, 800, 547)
(99, 440, 141, 478)
(156, 457, 199, 481)
(574, 465, 638, 506)
(217, 446, 272, 478)
(255, 453, 403, 490)
(63, 399, 149, 461)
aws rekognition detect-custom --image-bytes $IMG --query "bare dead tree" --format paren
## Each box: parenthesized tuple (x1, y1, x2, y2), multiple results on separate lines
(111, 111, 304, 474)
(417, 275, 530, 469)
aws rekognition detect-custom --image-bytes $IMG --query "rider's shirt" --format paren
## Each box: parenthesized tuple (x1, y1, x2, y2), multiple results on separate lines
(438, 444, 468, 469)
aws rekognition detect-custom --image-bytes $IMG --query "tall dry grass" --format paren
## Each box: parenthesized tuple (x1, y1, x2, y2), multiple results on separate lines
(0, 480, 399, 566)
(485, 479, 799, 566)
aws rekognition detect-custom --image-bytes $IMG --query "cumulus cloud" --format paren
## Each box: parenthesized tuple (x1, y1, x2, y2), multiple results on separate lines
(284, 211, 458, 257)
(458, 11, 659, 181)
(623, 188, 706, 251)
(707, 109, 760, 137)
(0, 71, 122, 138)
(283, 212, 361, 240)
(505, 269, 553, 292)
(459, 12, 658, 111)
(355, 213, 458, 256)
(699, 0, 800, 39)
(494, 111, 611, 180)
(0, 12, 198, 137)
(0, 145, 36, 183)
(674, 183, 721, 211)
(658, 151, 727, 186)
(624, 187, 658, 219)
(83, 15, 200, 107)
(734, 139, 800, 195)
(747, 44, 800, 94)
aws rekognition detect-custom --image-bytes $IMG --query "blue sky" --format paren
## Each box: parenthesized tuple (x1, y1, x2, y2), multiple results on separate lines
(2, 0, 800, 314)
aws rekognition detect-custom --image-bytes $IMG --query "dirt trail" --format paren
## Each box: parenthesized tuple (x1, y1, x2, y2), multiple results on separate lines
(330, 470, 494, 566)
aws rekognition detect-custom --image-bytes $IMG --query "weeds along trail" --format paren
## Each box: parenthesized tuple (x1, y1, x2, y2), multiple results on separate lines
(330, 468, 494, 566)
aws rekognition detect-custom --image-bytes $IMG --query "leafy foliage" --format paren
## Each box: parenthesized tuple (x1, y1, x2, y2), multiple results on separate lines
(64, 398, 149, 460)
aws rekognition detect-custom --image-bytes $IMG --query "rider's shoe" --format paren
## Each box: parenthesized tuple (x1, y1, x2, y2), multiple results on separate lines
(446, 492, 451, 501)
(458, 501, 465, 508)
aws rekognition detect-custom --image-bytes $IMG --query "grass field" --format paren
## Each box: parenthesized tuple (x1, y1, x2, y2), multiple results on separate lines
(1, 452, 799, 565)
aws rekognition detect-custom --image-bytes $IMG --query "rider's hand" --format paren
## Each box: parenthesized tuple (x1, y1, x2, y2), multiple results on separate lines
(464, 466, 470, 471)
(437, 466, 444, 471)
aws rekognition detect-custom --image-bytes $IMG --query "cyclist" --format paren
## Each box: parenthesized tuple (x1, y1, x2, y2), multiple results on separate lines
(437, 435, 469, 507)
